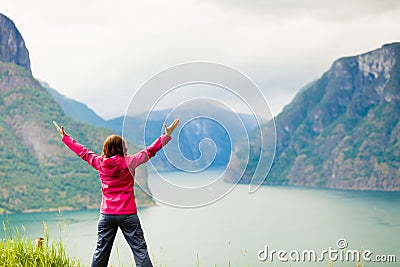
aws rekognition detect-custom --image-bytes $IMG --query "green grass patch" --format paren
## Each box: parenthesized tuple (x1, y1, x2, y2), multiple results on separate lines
(0, 217, 80, 267)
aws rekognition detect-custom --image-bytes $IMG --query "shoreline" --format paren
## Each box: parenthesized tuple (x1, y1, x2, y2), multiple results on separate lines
(2, 201, 157, 216)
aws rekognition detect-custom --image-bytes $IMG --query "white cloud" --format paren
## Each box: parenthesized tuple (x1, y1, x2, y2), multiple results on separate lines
(0, 0, 399, 119)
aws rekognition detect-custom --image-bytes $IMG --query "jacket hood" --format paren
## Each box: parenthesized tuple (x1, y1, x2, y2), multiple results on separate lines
(99, 155, 128, 176)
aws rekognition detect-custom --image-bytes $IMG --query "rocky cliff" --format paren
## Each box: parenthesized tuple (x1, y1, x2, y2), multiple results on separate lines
(233, 43, 400, 191)
(0, 13, 30, 72)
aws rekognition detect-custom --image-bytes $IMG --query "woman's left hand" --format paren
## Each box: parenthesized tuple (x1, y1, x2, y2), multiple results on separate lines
(164, 119, 180, 136)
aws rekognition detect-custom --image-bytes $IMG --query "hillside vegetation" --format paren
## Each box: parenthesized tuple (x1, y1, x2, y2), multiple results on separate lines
(231, 43, 400, 191)
(0, 62, 154, 212)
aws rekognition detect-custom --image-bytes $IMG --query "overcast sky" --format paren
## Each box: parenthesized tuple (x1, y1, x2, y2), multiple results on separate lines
(1, 0, 399, 119)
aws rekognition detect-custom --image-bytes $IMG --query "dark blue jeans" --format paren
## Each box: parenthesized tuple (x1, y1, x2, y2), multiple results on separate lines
(91, 213, 153, 267)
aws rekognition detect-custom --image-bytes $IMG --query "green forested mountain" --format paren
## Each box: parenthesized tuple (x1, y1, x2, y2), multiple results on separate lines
(0, 14, 153, 213)
(0, 62, 153, 213)
(232, 43, 400, 191)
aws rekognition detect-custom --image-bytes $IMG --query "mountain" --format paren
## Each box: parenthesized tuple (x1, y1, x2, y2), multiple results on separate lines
(0, 14, 154, 213)
(231, 42, 400, 191)
(44, 85, 259, 170)
(137, 105, 258, 170)
(40, 81, 109, 128)
(0, 14, 30, 72)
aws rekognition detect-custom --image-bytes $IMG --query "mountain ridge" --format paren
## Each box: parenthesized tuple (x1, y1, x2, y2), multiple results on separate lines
(231, 42, 400, 191)
(0, 13, 30, 72)
(0, 14, 154, 213)
(43, 84, 259, 170)
(40, 81, 109, 128)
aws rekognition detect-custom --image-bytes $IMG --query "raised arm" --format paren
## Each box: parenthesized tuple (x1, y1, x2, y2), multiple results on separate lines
(53, 121, 102, 170)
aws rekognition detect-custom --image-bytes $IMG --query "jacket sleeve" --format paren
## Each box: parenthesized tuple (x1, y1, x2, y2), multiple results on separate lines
(126, 134, 172, 169)
(62, 134, 102, 170)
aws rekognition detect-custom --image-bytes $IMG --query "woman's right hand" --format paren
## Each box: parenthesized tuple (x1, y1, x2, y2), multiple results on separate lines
(53, 121, 66, 137)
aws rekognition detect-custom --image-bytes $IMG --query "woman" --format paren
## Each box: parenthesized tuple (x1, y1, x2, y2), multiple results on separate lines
(53, 119, 180, 267)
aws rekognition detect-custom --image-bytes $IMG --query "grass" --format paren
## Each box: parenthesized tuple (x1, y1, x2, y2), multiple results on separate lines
(0, 217, 80, 267)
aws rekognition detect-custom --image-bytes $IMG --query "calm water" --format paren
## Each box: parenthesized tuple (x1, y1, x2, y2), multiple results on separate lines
(3, 169, 400, 267)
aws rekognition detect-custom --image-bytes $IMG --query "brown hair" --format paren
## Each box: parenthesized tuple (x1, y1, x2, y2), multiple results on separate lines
(102, 134, 127, 158)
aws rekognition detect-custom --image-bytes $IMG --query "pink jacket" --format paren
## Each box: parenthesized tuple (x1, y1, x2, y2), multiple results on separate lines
(62, 134, 171, 214)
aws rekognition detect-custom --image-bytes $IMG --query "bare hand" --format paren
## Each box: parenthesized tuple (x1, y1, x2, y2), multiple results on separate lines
(53, 121, 66, 137)
(164, 119, 180, 136)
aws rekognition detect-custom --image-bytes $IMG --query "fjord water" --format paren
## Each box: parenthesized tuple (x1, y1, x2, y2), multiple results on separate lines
(4, 169, 400, 267)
